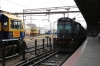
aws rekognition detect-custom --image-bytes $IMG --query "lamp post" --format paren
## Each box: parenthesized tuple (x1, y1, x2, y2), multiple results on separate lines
(46, 9, 51, 22)
(23, 10, 27, 33)
(39, 25, 40, 35)
(46, 9, 52, 38)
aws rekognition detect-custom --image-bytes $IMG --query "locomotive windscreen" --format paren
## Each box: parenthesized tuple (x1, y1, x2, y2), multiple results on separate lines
(11, 20, 23, 29)
(57, 18, 72, 38)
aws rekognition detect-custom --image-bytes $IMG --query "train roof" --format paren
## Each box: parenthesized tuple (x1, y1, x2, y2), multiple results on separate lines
(74, 21, 86, 30)
(74, 21, 81, 25)
(0, 10, 12, 14)
(0, 13, 21, 20)
(58, 17, 71, 20)
(57, 17, 74, 23)
(0, 10, 21, 20)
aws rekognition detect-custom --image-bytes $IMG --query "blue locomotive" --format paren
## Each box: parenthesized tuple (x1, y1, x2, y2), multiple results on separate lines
(53, 17, 86, 52)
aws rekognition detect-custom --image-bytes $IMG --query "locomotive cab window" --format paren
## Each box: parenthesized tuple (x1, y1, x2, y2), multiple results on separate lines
(65, 24, 71, 33)
(11, 20, 23, 29)
(3, 18, 8, 27)
(57, 21, 72, 33)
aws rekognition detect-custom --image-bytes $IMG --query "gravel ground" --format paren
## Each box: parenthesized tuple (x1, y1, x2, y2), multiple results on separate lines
(24, 35, 53, 47)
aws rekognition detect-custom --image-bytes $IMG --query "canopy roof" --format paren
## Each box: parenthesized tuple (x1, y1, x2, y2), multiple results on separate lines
(74, 0, 100, 30)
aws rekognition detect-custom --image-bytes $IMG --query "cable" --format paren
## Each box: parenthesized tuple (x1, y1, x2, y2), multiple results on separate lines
(41, 14, 47, 21)
(6, 0, 29, 8)
(58, 0, 65, 6)
(63, 0, 68, 5)
(72, 13, 80, 18)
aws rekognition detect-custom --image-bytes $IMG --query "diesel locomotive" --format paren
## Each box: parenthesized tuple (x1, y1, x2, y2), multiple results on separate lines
(0, 10, 27, 56)
(53, 17, 86, 52)
(30, 28, 39, 36)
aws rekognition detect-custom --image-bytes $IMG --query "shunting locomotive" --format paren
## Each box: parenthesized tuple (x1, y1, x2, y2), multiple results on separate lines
(53, 17, 86, 52)
(30, 28, 39, 36)
(0, 10, 27, 56)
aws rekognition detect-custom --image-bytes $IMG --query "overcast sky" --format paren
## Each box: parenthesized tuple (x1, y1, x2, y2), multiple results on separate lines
(1, 0, 76, 12)
(0, 0, 87, 29)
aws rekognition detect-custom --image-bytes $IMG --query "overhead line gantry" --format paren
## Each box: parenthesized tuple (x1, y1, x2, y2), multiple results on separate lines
(12, 6, 80, 15)
(12, 11, 80, 14)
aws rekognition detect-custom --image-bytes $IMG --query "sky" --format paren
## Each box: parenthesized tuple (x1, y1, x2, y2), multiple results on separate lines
(0, 0, 87, 29)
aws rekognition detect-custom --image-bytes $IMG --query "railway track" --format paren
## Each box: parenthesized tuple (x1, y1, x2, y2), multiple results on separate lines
(15, 49, 72, 66)
(0, 43, 72, 66)
(0, 35, 54, 66)
(38, 53, 71, 66)
(0, 44, 53, 66)
(15, 50, 57, 66)
(0, 44, 53, 60)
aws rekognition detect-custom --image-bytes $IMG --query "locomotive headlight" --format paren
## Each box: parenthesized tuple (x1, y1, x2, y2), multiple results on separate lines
(63, 36, 64, 38)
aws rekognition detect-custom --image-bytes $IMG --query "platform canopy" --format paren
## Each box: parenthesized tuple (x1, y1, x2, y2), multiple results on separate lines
(74, 0, 100, 31)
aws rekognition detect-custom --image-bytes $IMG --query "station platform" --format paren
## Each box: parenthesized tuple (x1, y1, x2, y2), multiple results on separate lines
(62, 37, 100, 66)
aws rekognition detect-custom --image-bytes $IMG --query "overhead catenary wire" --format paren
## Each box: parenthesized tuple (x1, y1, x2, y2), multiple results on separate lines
(63, 0, 68, 5)
(6, 0, 29, 9)
(6, 0, 80, 20)
(58, 0, 76, 17)
(58, 0, 65, 6)
(41, 14, 48, 21)
(72, 13, 80, 18)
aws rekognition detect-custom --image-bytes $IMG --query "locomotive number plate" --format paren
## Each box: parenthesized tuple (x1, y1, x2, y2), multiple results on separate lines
(13, 31, 20, 37)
